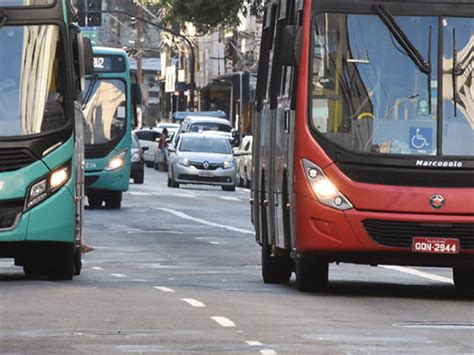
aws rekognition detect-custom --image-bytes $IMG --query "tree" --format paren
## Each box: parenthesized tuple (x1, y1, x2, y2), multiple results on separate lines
(140, 0, 263, 32)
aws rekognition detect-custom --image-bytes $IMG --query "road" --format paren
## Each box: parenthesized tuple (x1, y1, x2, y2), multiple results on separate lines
(0, 169, 473, 354)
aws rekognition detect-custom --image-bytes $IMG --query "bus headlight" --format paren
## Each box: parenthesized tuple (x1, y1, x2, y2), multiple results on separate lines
(106, 149, 128, 171)
(302, 159, 353, 211)
(26, 165, 70, 211)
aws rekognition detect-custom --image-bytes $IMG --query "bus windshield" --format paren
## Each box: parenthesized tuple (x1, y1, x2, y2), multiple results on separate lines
(0, 25, 68, 138)
(311, 13, 474, 157)
(83, 79, 127, 145)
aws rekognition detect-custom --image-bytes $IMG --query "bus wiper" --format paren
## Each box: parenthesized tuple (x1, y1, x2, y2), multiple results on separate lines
(0, 12, 8, 28)
(452, 28, 465, 117)
(373, 4, 431, 74)
(82, 74, 98, 107)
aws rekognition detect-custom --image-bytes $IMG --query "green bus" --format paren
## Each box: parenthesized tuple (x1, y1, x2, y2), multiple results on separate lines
(83, 47, 133, 209)
(0, 0, 93, 279)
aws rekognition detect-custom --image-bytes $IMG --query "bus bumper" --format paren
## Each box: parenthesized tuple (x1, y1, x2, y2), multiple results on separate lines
(295, 194, 474, 267)
(85, 164, 130, 192)
(0, 184, 75, 249)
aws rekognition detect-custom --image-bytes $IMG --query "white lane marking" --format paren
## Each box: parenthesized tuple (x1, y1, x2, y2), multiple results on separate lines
(129, 192, 151, 196)
(182, 298, 206, 308)
(175, 193, 198, 198)
(219, 196, 242, 202)
(210, 316, 236, 328)
(126, 230, 183, 235)
(246, 341, 264, 346)
(133, 279, 147, 282)
(92, 267, 103, 271)
(158, 208, 254, 235)
(260, 350, 277, 355)
(111, 273, 127, 278)
(153, 286, 175, 293)
(380, 265, 453, 284)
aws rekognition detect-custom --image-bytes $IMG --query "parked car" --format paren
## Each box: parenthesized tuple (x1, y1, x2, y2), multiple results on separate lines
(134, 128, 161, 167)
(234, 135, 253, 188)
(168, 133, 236, 191)
(172, 110, 227, 122)
(130, 132, 146, 184)
(155, 122, 180, 134)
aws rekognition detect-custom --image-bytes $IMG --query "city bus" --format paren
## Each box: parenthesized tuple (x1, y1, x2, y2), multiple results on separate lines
(83, 47, 133, 209)
(0, 0, 93, 279)
(253, 0, 474, 292)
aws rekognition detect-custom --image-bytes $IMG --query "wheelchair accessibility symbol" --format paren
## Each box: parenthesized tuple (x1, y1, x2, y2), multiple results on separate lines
(409, 127, 433, 150)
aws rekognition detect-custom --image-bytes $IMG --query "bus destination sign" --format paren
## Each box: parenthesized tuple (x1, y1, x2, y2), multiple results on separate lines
(93, 56, 126, 73)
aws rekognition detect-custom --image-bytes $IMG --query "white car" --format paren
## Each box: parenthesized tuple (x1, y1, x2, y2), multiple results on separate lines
(134, 128, 161, 167)
(234, 135, 253, 188)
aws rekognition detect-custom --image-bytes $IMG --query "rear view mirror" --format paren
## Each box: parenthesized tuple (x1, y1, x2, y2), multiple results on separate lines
(82, 37, 94, 75)
(168, 146, 176, 153)
(141, 146, 149, 152)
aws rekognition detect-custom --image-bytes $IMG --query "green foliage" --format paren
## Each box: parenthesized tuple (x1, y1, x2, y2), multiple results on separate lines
(140, 0, 263, 32)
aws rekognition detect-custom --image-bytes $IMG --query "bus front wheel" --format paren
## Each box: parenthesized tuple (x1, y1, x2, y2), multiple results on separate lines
(295, 258, 329, 292)
(453, 267, 474, 292)
(105, 192, 122, 209)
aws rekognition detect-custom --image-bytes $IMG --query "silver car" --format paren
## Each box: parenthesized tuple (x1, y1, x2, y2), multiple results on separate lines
(168, 133, 237, 191)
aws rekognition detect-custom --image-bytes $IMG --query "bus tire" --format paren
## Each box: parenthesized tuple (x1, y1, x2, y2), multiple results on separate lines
(261, 235, 292, 284)
(74, 247, 82, 276)
(48, 244, 75, 281)
(88, 194, 103, 209)
(105, 192, 122, 209)
(295, 258, 329, 292)
(453, 267, 474, 292)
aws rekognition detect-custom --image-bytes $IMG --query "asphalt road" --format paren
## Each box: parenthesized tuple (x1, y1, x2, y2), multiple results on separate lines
(0, 168, 473, 354)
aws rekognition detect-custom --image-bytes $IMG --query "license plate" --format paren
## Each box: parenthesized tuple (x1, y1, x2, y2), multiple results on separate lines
(412, 237, 459, 254)
(198, 171, 214, 177)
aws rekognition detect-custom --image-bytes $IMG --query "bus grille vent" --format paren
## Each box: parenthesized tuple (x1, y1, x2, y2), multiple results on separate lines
(363, 219, 474, 250)
(0, 149, 37, 173)
(0, 201, 23, 230)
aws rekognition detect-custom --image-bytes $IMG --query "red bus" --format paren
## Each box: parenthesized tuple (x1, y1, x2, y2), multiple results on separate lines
(252, 0, 474, 292)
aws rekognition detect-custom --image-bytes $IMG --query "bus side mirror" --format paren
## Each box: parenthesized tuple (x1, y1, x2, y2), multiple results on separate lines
(281, 25, 302, 67)
(82, 38, 94, 75)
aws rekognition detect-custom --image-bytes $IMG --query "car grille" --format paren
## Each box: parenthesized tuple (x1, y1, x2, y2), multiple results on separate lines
(85, 176, 100, 187)
(190, 162, 223, 171)
(0, 201, 23, 230)
(178, 174, 232, 184)
(363, 219, 474, 250)
(0, 148, 37, 173)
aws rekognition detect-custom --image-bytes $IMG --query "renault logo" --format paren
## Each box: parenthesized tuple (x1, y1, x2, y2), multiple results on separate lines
(430, 194, 445, 210)
(203, 161, 210, 170)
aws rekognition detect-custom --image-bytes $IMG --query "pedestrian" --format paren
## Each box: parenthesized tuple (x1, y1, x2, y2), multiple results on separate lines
(158, 128, 169, 171)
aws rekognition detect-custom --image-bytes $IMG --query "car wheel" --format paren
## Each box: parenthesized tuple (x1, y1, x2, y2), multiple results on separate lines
(105, 191, 122, 209)
(453, 267, 474, 292)
(145, 161, 154, 168)
(134, 168, 144, 184)
(295, 258, 329, 292)
(222, 185, 236, 192)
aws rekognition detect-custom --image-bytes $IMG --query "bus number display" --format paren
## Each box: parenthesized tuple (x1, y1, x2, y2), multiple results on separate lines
(93, 56, 126, 73)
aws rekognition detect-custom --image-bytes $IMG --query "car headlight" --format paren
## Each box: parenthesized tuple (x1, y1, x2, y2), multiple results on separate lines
(26, 165, 70, 211)
(302, 159, 353, 211)
(106, 149, 128, 171)
(131, 152, 141, 163)
(178, 158, 191, 167)
(223, 160, 234, 169)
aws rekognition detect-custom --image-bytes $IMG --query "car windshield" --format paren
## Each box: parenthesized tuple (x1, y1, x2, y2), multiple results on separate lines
(179, 136, 231, 154)
(311, 13, 474, 157)
(0, 25, 68, 138)
(83, 79, 127, 145)
(189, 122, 232, 133)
